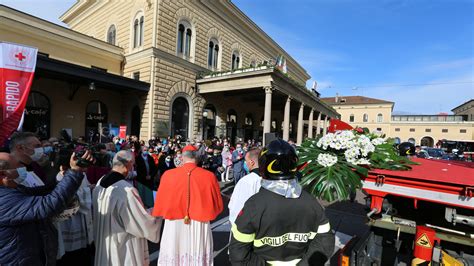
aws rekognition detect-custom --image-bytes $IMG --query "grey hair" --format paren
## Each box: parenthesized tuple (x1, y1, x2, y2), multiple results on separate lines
(112, 150, 134, 168)
(182, 151, 197, 160)
(9, 132, 37, 150)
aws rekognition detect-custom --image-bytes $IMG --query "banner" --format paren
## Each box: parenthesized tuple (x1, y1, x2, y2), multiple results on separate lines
(0, 42, 38, 145)
(119, 125, 127, 139)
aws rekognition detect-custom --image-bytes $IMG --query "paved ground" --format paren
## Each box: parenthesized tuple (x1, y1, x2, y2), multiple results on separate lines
(149, 182, 370, 265)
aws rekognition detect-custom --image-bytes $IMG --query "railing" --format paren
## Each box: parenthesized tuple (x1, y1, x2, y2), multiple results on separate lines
(391, 115, 467, 122)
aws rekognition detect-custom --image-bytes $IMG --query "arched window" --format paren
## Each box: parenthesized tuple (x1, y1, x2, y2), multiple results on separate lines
(208, 39, 220, 70)
(349, 114, 355, 122)
(408, 138, 416, 145)
(24, 91, 50, 139)
(394, 137, 401, 144)
(231, 50, 241, 70)
(177, 20, 193, 60)
(250, 60, 256, 68)
(245, 113, 253, 126)
(377, 113, 383, 123)
(227, 109, 237, 123)
(107, 25, 116, 45)
(133, 14, 144, 48)
(85, 101, 108, 142)
(363, 113, 368, 122)
(171, 97, 190, 139)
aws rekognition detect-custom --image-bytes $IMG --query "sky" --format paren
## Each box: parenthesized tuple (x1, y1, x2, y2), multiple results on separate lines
(3, 0, 473, 114)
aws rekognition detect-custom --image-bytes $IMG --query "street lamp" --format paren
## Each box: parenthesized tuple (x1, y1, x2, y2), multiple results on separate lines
(202, 110, 208, 140)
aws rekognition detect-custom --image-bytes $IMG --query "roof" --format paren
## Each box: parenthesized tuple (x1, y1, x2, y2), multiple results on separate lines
(320, 95, 394, 105)
(451, 99, 474, 112)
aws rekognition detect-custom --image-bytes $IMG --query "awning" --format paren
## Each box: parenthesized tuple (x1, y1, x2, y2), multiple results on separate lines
(35, 55, 150, 92)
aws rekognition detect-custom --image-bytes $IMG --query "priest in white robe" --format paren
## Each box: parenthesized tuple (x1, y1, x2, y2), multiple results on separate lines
(93, 150, 162, 266)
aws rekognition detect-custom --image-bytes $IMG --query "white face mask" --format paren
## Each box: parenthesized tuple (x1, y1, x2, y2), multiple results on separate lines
(30, 147, 44, 161)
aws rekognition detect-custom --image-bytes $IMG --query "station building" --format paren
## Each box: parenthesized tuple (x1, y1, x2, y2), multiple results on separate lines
(1, 2, 338, 144)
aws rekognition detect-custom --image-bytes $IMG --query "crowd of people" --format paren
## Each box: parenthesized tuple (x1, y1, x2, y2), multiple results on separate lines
(0, 131, 334, 266)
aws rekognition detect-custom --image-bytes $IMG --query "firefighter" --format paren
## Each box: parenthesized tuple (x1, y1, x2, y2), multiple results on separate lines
(229, 139, 335, 265)
(398, 142, 416, 157)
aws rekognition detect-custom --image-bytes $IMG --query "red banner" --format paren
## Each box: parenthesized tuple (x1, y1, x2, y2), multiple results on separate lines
(0, 42, 38, 145)
(119, 125, 127, 139)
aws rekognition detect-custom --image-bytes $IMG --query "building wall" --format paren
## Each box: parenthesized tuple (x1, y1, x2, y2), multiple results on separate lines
(60, 1, 318, 139)
(332, 103, 393, 134)
(30, 78, 124, 138)
(1, 17, 122, 74)
(452, 100, 474, 121)
(330, 101, 474, 146)
(390, 122, 474, 145)
(68, 1, 155, 55)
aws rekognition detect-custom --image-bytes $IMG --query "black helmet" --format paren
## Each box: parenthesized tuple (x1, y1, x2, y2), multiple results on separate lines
(259, 139, 298, 180)
(398, 142, 415, 156)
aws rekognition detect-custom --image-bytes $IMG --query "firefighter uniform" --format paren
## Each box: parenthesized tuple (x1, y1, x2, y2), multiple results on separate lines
(229, 139, 335, 265)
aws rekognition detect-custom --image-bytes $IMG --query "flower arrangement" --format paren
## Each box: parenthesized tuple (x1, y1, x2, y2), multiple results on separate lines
(298, 128, 416, 202)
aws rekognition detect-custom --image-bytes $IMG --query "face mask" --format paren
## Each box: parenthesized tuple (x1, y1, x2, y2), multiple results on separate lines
(30, 147, 44, 161)
(165, 157, 171, 162)
(243, 161, 250, 174)
(142, 151, 148, 156)
(43, 146, 53, 155)
(237, 147, 242, 151)
(126, 169, 137, 180)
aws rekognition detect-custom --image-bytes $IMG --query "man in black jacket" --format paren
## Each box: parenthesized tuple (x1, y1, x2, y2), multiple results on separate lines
(136, 145, 158, 208)
(229, 139, 335, 265)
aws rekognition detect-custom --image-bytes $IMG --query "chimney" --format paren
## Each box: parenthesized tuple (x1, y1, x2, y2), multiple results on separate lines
(335, 93, 339, 103)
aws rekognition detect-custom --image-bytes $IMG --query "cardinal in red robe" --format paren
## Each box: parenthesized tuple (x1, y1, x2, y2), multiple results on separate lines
(152, 144, 223, 265)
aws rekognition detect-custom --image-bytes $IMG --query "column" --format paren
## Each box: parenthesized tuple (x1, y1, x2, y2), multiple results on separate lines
(323, 116, 329, 135)
(308, 108, 314, 139)
(263, 86, 273, 145)
(297, 103, 305, 145)
(316, 112, 322, 136)
(283, 96, 291, 141)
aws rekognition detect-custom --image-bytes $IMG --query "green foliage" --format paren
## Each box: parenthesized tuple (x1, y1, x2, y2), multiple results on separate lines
(297, 132, 418, 202)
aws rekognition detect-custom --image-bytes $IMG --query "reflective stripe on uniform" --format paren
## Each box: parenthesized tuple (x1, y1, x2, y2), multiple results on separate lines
(231, 223, 255, 243)
(317, 222, 331, 234)
(267, 258, 302, 265)
(253, 231, 318, 248)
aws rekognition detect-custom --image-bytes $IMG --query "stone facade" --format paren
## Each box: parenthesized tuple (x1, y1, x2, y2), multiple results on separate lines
(61, 0, 320, 140)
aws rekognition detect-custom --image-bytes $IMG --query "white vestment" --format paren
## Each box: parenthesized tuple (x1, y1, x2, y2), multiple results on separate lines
(93, 178, 162, 266)
(158, 219, 213, 266)
(56, 174, 93, 258)
(228, 172, 261, 224)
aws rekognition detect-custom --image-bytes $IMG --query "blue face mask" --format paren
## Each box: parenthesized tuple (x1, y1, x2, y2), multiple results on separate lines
(243, 161, 250, 174)
(43, 146, 53, 155)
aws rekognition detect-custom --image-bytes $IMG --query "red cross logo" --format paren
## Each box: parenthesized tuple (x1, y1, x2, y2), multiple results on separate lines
(15, 52, 26, 62)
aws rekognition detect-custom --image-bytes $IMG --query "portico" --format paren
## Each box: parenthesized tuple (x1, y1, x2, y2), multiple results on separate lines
(196, 66, 338, 144)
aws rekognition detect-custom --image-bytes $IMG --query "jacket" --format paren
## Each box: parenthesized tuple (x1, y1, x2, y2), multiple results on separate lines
(135, 153, 158, 190)
(229, 188, 335, 265)
(0, 169, 84, 266)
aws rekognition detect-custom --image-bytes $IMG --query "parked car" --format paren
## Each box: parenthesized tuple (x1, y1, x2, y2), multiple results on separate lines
(425, 148, 451, 160)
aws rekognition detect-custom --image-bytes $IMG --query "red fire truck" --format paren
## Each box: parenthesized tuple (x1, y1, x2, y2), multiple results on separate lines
(334, 158, 474, 265)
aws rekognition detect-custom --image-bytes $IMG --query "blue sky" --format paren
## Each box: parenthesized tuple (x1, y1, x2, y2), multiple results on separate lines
(3, 0, 473, 114)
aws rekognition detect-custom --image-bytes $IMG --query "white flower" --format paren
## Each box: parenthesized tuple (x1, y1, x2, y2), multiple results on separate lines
(317, 153, 338, 167)
(356, 158, 371, 165)
(371, 138, 386, 146)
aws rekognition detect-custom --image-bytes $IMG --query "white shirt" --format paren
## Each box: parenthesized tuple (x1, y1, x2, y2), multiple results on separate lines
(228, 171, 262, 224)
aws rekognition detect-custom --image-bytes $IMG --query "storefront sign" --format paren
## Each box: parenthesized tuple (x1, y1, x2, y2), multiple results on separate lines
(0, 42, 38, 145)
(86, 112, 107, 122)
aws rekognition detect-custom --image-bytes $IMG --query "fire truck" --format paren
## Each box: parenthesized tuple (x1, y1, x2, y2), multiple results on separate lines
(332, 158, 474, 265)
